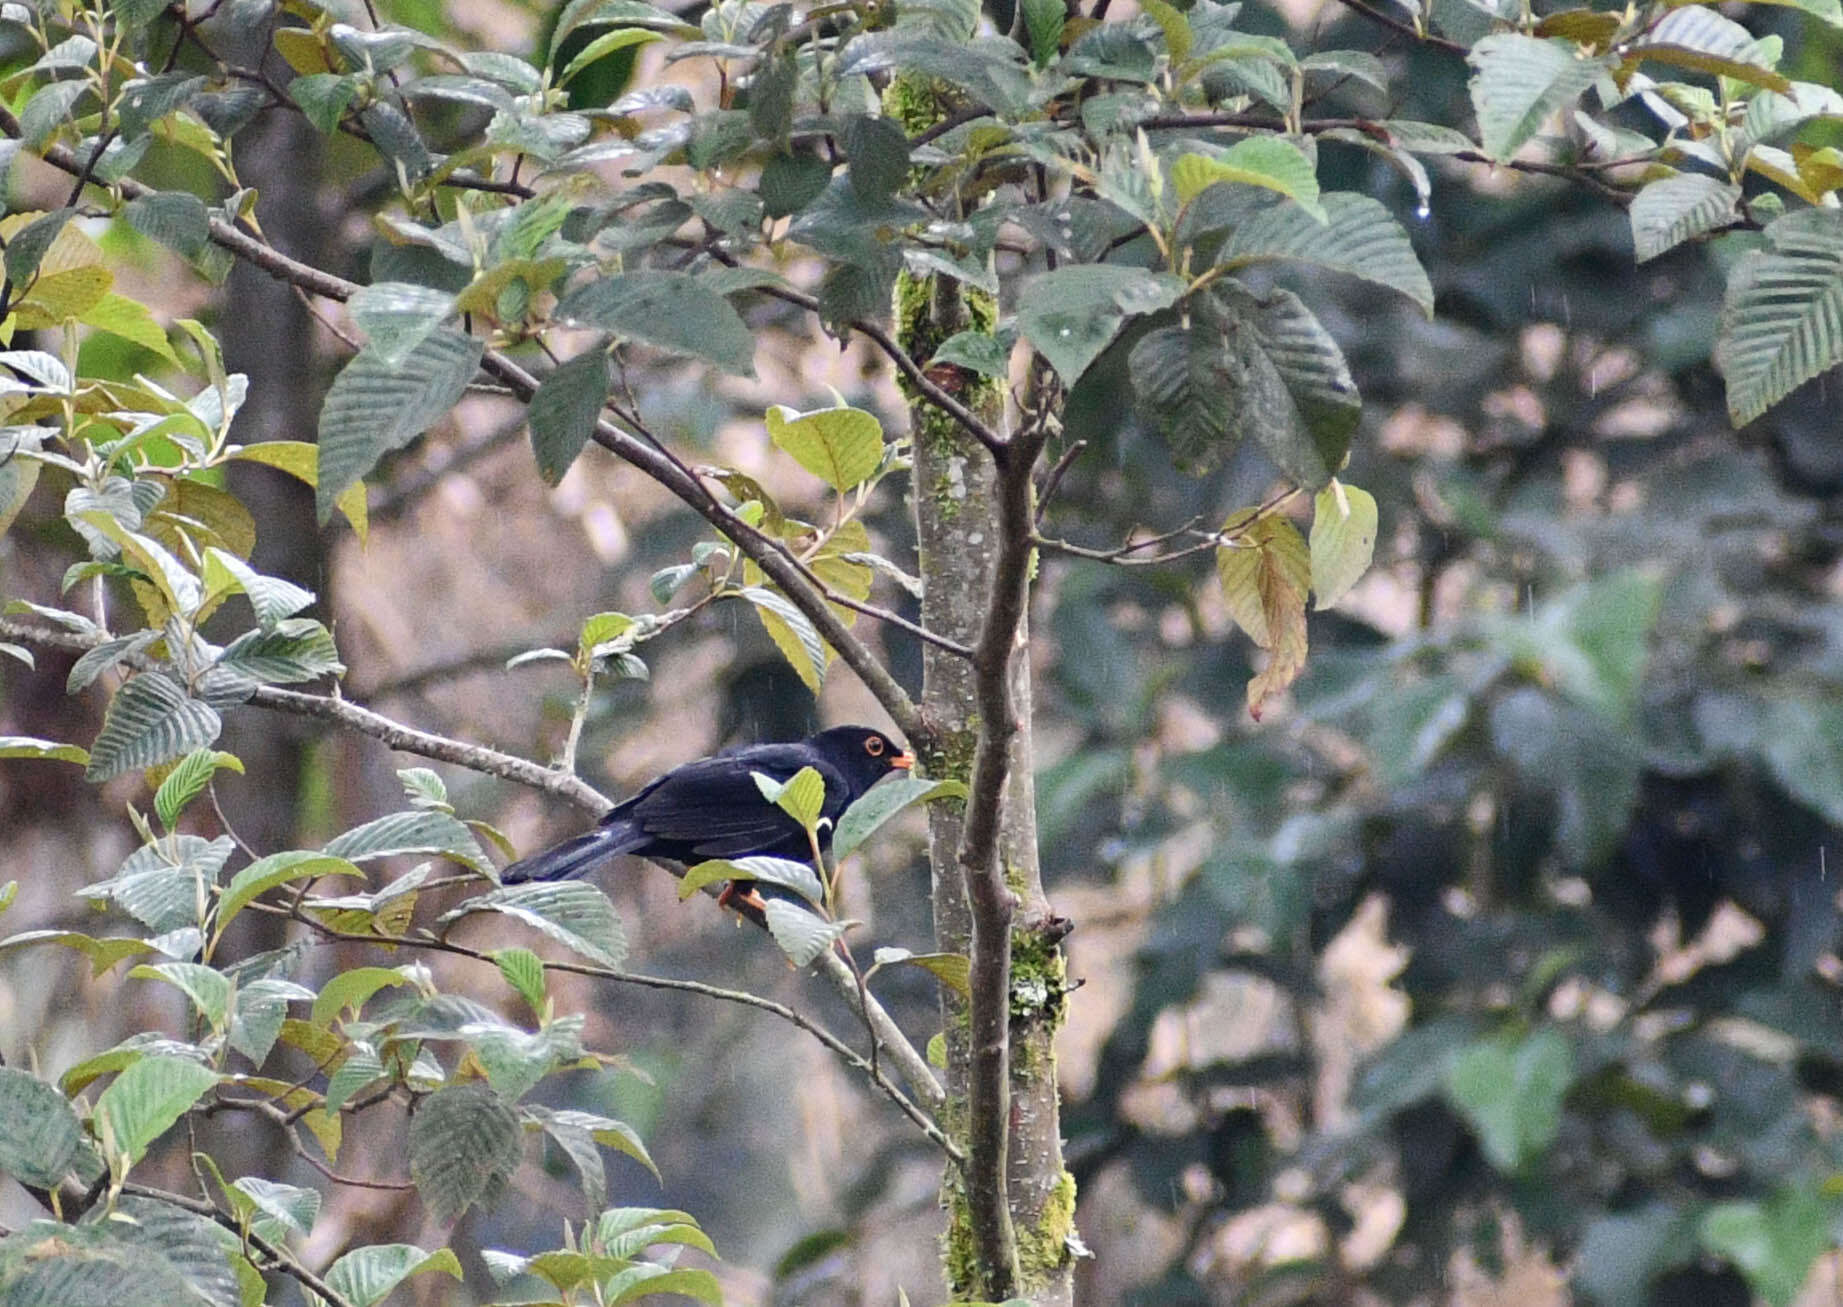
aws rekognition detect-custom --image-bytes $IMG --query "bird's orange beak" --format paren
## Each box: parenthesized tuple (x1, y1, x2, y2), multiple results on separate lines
(891, 750, 915, 770)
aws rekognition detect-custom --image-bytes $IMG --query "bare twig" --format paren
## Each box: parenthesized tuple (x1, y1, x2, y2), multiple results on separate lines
(119, 1184, 359, 1307)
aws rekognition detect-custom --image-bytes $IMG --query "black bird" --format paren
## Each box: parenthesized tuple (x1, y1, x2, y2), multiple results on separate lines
(501, 725, 914, 907)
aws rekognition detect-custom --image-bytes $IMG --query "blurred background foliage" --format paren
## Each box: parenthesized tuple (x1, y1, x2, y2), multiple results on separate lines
(3, 0, 1843, 1300)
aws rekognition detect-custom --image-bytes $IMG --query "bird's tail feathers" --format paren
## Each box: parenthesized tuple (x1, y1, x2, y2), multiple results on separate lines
(501, 821, 643, 884)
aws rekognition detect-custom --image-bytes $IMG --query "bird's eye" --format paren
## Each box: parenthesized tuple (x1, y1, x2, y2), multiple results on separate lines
(866, 736, 884, 756)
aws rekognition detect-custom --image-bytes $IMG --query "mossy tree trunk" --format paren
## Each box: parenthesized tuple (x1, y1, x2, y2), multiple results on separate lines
(890, 83, 1078, 1306)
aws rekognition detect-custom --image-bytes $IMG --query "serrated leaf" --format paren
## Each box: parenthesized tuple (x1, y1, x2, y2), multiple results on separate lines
(1309, 481, 1378, 609)
(1631, 6, 1790, 93)
(216, 619, 344, 685)
(216, 852, 364, 943)
(325, 1245, 464, 1307)
(439, 882, 628, 968)
(224, 441, 367, 540)
(94, 1054, 217, 1165)
(201, 548, 315, 629)
(1467, 34, 1607, 162)
(765, 403, 884, 491)
(555, 272, 755, 376)
(130, 961, 232, 1027)
(0, 929, 160, 976)
(834, 775, 963, 857)
(763, 899, 851, 966)
(682, 855, 826, 907)
(86, 673, 222, 782)
(0, 1066, 86, 1187)
(408, 1082, 521, 1224)
(1017, 264, 1186, 385)
(1714, 207, 1843, 424)
(738, 586, 828, 692)
(494, 948, 548, 1015)
(154, 748, 244, 829)
(230, 1176, 321, 1243)
(1630, 173, 1741, 262)
(1215, 191, 1434, 316)
(315, 328, 485, 523)
(529, 348, 610, 486)
(323, 809, 488, 870)
(1021, 0, 1063, 64)
(1172, 139, 1324, 222)
(348, 282, 458, 369)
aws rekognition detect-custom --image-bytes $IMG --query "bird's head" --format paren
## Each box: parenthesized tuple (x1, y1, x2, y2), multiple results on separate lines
(814, 724, 914, 797)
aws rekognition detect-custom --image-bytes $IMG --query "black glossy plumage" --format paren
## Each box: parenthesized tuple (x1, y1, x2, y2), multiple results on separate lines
(501, 725, 913, 886)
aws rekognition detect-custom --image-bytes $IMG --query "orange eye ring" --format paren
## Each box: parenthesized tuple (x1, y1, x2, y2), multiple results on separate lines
(865, 736, 885, 756)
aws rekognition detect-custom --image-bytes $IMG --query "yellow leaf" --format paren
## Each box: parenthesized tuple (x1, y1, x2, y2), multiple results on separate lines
(1216, 513, 1310, 648)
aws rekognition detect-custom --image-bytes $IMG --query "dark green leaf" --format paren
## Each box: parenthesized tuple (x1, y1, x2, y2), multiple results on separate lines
(86, 673, 222, 782)
(843, 114, 911, 202)
(438, 882, 628, 967)
(1467, 34, 1607, 162)
(529, 348, 611, 485)
(0, 1067, 85, 1187)
(121, 192, 209, 258)
(1017, 265, 1186, 385)
(408, 1082, 521, 1224)
(323, 809, 489, 870)
(555, 272, 755, 375)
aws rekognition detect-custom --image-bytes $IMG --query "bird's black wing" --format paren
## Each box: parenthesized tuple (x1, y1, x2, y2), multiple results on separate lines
(624, 745, 848, 860)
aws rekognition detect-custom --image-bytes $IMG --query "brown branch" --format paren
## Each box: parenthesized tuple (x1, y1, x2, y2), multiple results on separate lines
(119, 1184, 359, 1307)
(1328, 0, 1469, 55)
(953, 426, 1048, 1298)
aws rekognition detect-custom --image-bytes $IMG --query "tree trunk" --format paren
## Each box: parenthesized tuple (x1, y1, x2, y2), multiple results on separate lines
(895, 222, 1078, 1303)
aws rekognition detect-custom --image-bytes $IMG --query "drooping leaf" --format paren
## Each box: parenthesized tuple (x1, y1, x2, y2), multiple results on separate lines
(1215, 191, 1434, 317)
(1629, 173, 1742, 262)
(1467, 34, 1607, 162)
(0, 1067, 86, 1188)
(682, 856, 825, 907)
(529, 348, 611, 486)
(1309, 481, 1379, 609)
(315, 328, 485, 522)
(153, 749, 244, 829)
(738, 586, 828, 692)
(215, 852, 364, 941)
(94, 1054, 218, 1165)
(324, 1245, 464, 1307)
(763, 898, 851, 966)
(1017, 265, 1186, 385)
(0, 735, 89, 766)
(407, 1082, 522, 1224)
(86, 673, 222, 782)
(555, 272, 755, 375)
(1714, 207, 1843, 424)
(765, 404, 884, 491)
(324, 809, 489, 871)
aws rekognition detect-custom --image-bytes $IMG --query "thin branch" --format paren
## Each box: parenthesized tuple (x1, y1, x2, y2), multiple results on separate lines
(119, 1184, 359, 1307)
(1327, 0, 1469, 55)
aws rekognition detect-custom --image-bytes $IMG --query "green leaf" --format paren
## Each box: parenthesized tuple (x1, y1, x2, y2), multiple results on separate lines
(408, 1082, 522, 1224)
(323, 809, 489, 870)
(529, 348, 611, 486)
(94, 1054, 218, 1166)
(0, 929, 160, 977)
(1630, 173, 1742, 263)
(1632, 6, 1790, 93)
(682, 855, 826, 907)
(154, 748, 244, 829)
(738, 586, 828, 692)
(230, 977, 312, 1065)
(1467, 34, 1607, 162)
(216, 852, 364, 942)
(1020, 0, 1064, 64)
(1760, 697, 1843, 825)
(4, 208, 76, 286)
(555, 272, 755, 376)
(315, 327, 485, 523)
(311, 966, 413, 1024)
(842, 115, 911, 203)
(607, 1265, 724, 1305)
(1215, 191, 1434, 317)
(200, 548, 316, 630)
(763, 899, 850, 966)
(1309, 481, 1378, 609)
(1017, 265, 1187, 386)
(0, 1066, 86, 1187)
(1715, 207, 1843, 425)
(348, 282, 458, 369)
(225, 440, 367, 540)
(129, 962, 233, 1028)
(438, 882, 628, 968)
(230, 1175, 322, 1242)
(766, 764, 826, 829)
(80, 293, 181, 364)
(834, 775, 965, 858)
(216, 620, 344, 685)
(0, 735, 89, 766)
(1443, 1028, 1574, 1173)
(86, 673, 222, 782)
(927, 330, 1012, 379)
(494, 947, 548, 1016)
(765, 403, 885, 492)
(560, 26, 665, 84)
(870, 946, 971, 997)
(325, 1245, 464, 1307)
(290, 73, 362, 132)
(1700, 1189, 1838, 1307)
(0, 433, 42, 539)
(1172, 139, 1324, 222)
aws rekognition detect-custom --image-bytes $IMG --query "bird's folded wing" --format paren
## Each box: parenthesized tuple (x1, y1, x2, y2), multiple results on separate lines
(626, 756, 810, 846)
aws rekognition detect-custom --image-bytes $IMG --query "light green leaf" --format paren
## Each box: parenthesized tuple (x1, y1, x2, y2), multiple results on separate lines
(323, 809, 488, 870)
(216, 852, 364, 942)
(1172, 138, 1323, 222)
(738, 586, 828, 692)
(870, 946, 971, 997)
(154, 748, 244, 829)
(1443, 1029, 1573, 1173)
(1630, 173, 1742, 263)
(682, 855, 825, 907)
(494, 947, 548, 1015)
(129, 962, 233, 1028)
(1699, 1189, 1838, 1307)
(765, 404, 884, 492)
(1309, 481, 1378, 609)
(325, 1244, 464, 1307)
(311, 966, 413, 1024)
(0, 735, 89, 766)
(94, 1054, 218, 1165)
(200, 548, 316, 629)
(763, 899, 850, 966)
